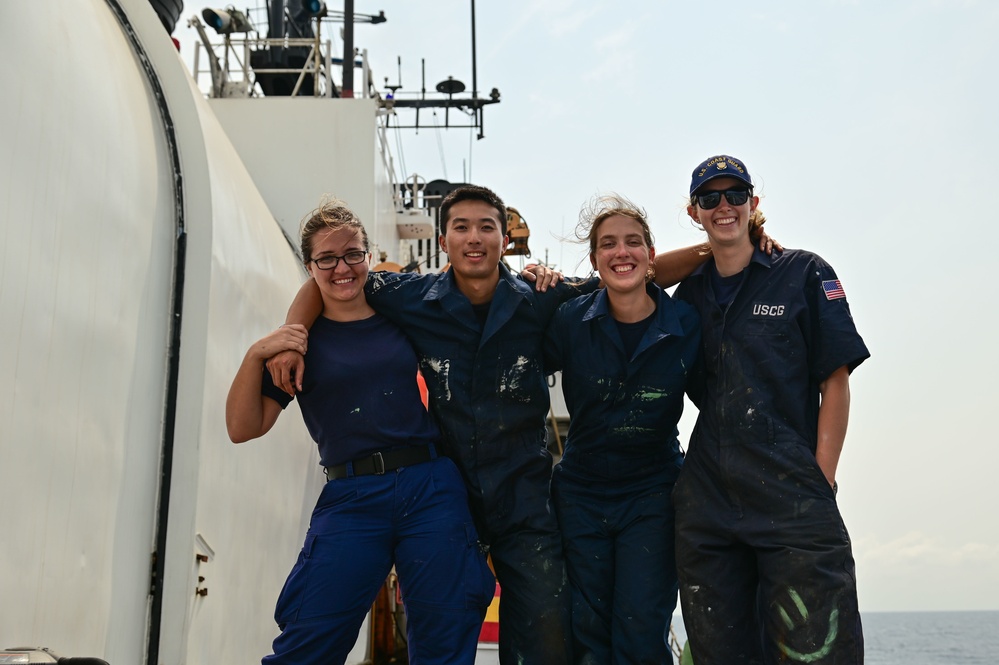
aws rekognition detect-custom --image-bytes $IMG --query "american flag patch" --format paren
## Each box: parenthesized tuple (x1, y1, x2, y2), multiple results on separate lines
(822, 279, 846, 300)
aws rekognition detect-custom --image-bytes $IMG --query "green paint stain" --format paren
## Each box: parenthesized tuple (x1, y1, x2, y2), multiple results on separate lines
(779, 606, 794, 630)
(778, 608, 839, 663)
(788, 587, 809, 620)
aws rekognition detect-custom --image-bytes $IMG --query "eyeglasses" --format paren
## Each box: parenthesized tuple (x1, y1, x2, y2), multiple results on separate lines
(311, 250, 367, 270)
(694, 188, 751, 210)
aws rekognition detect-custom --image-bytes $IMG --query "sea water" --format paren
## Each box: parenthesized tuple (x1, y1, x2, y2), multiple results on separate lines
(670, 610, 999, 664)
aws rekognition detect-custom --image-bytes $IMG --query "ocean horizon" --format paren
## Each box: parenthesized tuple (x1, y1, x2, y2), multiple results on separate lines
(670, 609, 999, 664)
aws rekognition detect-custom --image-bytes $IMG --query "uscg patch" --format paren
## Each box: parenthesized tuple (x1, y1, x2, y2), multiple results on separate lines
(822, 279, 846, 300)
(751, 303, 787, 318)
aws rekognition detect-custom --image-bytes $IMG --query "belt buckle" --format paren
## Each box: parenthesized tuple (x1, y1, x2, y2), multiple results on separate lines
(372, 452, 386, 475)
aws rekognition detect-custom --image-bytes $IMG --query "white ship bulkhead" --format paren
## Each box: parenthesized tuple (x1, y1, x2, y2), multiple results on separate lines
(0, 0, 388, 662)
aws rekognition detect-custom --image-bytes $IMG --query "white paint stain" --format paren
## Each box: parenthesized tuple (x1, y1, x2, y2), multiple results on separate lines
(424, 357, 452, 401)
(367, 272, 392, 291)
(499, 355, 531, 393)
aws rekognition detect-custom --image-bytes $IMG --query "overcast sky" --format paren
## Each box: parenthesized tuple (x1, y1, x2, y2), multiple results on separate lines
(177, 0, 999, 612)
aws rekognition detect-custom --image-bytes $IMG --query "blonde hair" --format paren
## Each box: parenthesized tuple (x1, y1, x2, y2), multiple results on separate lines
(748, 209, 767, 244)
(299, 198, 369, 265)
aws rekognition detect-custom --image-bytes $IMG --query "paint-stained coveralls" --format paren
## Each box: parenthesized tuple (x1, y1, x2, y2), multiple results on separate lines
(544, 284, 700, 665)
(673, 247, 870, 665)
(366, 264, 595, 665)
(260, 314, 495, 665)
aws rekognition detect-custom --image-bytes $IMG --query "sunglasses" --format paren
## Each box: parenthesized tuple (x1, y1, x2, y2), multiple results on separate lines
(694, 188, 751, 209)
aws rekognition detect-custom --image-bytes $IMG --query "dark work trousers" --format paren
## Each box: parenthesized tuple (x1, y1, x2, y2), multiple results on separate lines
(262, 456, 495, 665)
(673, 440, 864, 665)
(468, 445, 573, 665)
(488, 525, 572, 664)
(553, 466, 678, 665)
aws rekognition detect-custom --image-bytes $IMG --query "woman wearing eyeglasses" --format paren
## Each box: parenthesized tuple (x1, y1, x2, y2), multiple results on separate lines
(672, 155, 869, 664)
(226, 200, 494, 665)
(543, 195, 702, 665)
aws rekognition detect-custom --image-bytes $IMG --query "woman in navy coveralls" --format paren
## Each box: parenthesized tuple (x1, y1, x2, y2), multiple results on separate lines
(226, 201, 495, 665)
(673, 156, 870, 665)
(544, 196, 701, 665)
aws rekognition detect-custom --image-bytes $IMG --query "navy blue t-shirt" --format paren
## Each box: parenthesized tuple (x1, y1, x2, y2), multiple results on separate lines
(262, 313, 441, 467)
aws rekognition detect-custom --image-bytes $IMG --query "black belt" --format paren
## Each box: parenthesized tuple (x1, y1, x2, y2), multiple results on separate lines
(325, 444, 436, 480)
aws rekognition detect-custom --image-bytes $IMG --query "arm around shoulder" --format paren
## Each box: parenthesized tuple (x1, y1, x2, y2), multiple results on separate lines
(286, 278, 324, 326)
(652, 242, 711, 289)
(226, 325, 307, 443)
(267, 279, 325, 394)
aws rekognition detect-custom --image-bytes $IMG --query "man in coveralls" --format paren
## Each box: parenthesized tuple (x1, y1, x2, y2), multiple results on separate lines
(673, 155, 870, 664)
(353, 186, 584, 663)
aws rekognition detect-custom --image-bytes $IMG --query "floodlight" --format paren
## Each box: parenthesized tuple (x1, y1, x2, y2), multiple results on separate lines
(202, 6, 254, 34)
(303, 0, 327, 18)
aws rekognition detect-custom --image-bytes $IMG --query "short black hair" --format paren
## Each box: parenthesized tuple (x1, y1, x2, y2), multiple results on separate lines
(439, 185, 508, 236)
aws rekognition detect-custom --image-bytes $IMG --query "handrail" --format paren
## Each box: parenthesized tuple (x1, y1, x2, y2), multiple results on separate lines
(188, 22, 377, 100)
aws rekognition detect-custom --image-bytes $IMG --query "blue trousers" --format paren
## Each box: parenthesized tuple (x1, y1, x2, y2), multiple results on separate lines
(553, 466, 678, 665)
(673, 439, 864, 665)
(262, 456, 496, 665)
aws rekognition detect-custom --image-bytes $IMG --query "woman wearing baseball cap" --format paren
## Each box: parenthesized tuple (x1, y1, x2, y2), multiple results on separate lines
(673, 155, 870, 664)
